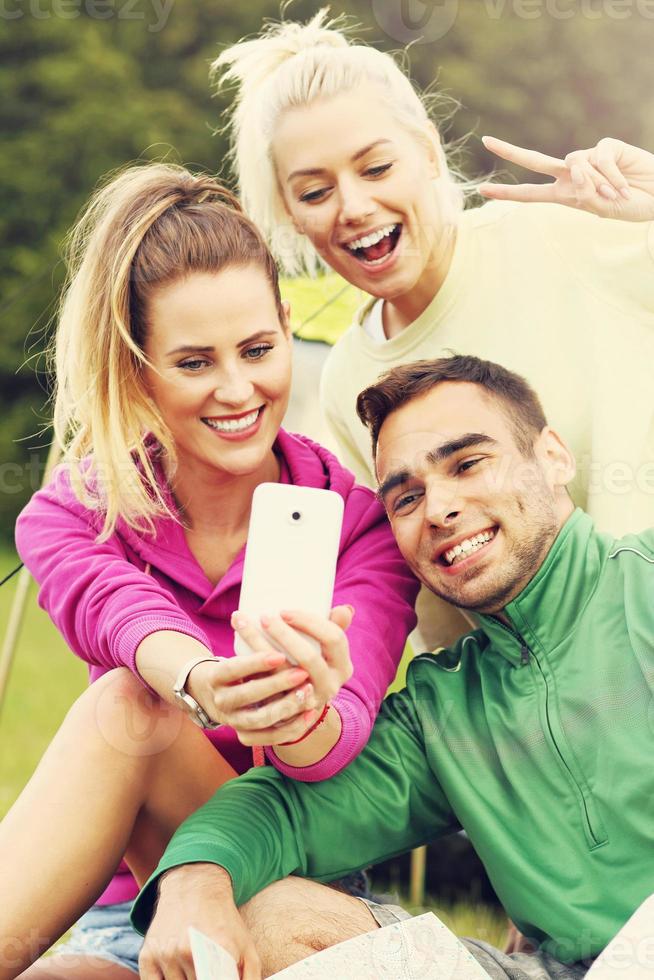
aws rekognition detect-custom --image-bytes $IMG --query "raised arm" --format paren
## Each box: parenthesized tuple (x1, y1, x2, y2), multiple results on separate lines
(480, 136, 654, 222)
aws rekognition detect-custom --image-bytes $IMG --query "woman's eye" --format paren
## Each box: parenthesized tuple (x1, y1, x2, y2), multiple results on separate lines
(243, 344, 274, 360)
(179, 359, 210, 372)
(364, 163, 393, 178)
(299, 187, 328, 203)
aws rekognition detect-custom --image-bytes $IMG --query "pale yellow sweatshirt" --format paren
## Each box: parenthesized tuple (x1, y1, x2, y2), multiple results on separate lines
(320, 200, 654, 648)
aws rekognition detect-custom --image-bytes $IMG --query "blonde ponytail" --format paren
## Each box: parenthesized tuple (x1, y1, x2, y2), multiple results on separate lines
(212, 9, 465, 277)
(53, 162, 281, 540)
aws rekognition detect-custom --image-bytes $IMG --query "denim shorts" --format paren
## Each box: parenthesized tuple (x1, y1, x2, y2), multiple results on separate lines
(54, 901, 141, 975)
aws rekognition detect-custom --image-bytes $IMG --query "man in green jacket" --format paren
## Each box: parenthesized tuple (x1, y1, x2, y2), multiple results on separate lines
(133, 355, 654, 980)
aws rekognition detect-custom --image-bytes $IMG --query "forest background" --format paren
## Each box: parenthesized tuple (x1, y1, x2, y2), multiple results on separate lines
(1, 0, 653, 910)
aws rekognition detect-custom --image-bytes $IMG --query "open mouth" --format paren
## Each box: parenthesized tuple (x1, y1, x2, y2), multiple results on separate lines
(202, 406, 263, 434)
(342, 223, 402, 266)
(437, 527, 498, 568)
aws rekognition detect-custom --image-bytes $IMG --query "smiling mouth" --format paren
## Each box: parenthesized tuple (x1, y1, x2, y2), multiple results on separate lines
(202, 406, 263, 433)
(342, 223, 402, 266)
(438, 527, 497, 567)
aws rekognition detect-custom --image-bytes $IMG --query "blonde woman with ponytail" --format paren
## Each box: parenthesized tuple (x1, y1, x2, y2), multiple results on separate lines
(0, 163, 417, 979)
(213, 9, 654, 651)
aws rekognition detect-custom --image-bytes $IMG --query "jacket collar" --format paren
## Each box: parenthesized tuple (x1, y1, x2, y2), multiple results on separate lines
(477, 509, 608, 667)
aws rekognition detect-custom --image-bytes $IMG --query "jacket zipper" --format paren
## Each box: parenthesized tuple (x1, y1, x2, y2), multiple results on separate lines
(492, 617, 606, 848)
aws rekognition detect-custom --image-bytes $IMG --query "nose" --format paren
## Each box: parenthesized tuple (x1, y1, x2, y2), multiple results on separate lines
(423, 479, 461, 530)
(211, 366, 254, 408)
(337, 176, 376, 226)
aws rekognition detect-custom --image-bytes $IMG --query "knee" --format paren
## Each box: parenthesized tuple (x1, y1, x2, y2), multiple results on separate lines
(69, 666, 137, 708)
(66, 668, 184, 759)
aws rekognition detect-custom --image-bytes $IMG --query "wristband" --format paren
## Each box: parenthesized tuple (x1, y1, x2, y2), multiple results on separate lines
(279, 704, 330, 746)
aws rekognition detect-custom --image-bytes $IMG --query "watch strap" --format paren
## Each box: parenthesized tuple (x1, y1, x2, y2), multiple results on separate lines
(173, 655, 223, 730)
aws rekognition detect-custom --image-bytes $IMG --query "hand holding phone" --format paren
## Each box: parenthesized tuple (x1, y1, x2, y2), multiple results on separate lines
(230, 484, 354, 739)
(232, 605, 355, 717)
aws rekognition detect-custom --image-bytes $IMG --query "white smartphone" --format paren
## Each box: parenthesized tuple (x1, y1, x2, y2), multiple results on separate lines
(234, 483, 344, 657)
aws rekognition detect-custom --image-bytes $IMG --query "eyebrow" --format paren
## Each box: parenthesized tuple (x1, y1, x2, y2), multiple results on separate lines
(166, 330, 278, 358)
(377, 433, 497, 502)
(287, 140, 393, 182)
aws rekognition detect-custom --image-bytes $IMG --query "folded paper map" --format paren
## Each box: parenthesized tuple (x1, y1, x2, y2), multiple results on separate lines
(585, 894, 654, 980)
(190, 911, 492, 979)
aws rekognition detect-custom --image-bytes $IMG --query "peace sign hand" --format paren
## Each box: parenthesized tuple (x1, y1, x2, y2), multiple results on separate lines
(479, 136, 654, 222)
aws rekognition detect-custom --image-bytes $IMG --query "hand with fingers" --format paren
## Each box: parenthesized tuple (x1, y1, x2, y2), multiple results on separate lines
(139, 863, 261, 980)
(230, 604, 355, 747)
(480, 136, 654, 222)
(183, 648, 314, 744)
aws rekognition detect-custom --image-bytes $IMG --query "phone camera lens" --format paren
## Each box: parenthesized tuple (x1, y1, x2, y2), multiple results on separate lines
(291, 511, 301, 522)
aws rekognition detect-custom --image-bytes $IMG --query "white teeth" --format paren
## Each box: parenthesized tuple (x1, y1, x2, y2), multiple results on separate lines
(346, 224, 397, 252)
(204, 409, 259, 433)
(443, 530, 495, 567)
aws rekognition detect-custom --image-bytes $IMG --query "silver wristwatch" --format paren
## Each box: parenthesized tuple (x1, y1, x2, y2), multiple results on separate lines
(173, 656, 222, 730)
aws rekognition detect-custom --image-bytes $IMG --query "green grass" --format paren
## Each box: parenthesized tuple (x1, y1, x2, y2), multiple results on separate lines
(0, 550, 86, 817)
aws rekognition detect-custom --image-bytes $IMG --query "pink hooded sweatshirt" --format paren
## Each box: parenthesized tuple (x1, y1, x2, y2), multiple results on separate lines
(15, 429, 418, 905)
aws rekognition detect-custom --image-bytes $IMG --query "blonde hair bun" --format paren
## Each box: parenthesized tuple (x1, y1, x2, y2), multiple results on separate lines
(212, 8, 348, 103)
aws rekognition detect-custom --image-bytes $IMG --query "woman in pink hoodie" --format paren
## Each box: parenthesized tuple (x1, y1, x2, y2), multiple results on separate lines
(3, 164, 418, 979)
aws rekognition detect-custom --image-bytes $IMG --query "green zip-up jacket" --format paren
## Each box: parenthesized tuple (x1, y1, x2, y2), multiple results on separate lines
(132, 510, 654, 963)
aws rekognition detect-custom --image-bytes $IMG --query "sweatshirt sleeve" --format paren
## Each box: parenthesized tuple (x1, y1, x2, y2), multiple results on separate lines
(130, 687, 459, 933)
(265, 487, 419, 781)
(14, 475, 212, 682)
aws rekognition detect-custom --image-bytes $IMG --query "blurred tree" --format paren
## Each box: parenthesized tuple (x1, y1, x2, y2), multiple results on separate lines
(0, 0, 316, 542)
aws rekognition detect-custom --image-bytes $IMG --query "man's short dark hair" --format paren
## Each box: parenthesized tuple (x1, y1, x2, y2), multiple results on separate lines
(356, 354, 548, 457)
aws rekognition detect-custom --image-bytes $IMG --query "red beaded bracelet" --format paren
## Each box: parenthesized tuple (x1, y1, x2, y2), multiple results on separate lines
(279, 704, 330, 746)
